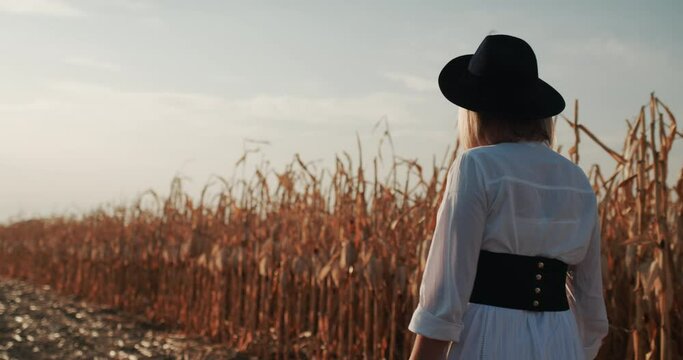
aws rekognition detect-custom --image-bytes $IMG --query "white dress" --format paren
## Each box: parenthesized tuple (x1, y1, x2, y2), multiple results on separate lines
(408, 141, 609, 360)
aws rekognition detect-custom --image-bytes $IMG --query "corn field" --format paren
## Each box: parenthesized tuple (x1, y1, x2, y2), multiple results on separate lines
(0, 94, 681, 359)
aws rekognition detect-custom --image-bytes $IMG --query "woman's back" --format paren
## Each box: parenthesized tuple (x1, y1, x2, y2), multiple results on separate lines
(408, 141, 609, 359)
(469, 140, 598, 264)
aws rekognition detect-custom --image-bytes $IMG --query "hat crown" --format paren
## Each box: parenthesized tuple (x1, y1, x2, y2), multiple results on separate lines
(467, 35, 538, 83)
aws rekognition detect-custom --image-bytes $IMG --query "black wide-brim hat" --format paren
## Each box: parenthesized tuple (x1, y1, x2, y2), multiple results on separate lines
(439, 34, 565, 120)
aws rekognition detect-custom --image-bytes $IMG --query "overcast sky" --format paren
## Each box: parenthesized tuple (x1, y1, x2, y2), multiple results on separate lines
(1, 0, 681, 222)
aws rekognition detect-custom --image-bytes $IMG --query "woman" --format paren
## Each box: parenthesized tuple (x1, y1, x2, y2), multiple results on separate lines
(407, 34, 609, 359)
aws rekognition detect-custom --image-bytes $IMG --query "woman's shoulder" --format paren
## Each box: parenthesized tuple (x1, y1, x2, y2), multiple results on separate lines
(458, 143, 595, 193)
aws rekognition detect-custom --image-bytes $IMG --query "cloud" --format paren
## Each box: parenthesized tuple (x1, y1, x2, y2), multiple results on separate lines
(64, 57, 121, 72)
(138, 16, 165, 30)
(548, 35, 671, 72)
(383, 72, 434, 92)
(30, 81, 426, 126)
(114, 0, 157, 11)
(0, 0, 83, 16)
(0, 81, 429, 159)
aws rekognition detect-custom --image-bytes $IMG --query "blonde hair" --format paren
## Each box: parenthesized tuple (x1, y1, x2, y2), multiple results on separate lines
(457, 107, 556, 151)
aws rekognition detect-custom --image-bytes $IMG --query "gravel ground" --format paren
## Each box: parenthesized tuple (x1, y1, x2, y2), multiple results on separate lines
(0, 278, 254, 360)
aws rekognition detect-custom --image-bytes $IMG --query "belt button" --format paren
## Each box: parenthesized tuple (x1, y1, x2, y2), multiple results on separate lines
(533, 300, 540, 307)
(537, 261, 545, 269)
(535, 273, 542, 281)
(534, 287, 541, 294)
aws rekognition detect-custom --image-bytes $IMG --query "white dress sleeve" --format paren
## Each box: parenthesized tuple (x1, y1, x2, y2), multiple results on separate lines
(408, 151, 487, 342)
(569, 208, 609, 359)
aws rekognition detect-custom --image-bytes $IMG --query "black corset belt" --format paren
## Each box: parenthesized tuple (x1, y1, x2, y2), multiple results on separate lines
(469, 250, 569, 311)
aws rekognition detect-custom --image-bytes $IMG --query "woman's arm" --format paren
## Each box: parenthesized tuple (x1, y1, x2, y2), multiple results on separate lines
(569, 201, 609, 359)
(409, 335, 452, 360)
(407, 151, 487, 356)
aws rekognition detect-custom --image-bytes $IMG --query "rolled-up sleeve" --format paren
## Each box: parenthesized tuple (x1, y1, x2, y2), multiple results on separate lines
(408, 150, 487, 342)
(569, 208, 609, 359)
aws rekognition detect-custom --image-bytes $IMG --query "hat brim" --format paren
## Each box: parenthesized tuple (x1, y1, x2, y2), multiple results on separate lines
(438, 54, 565, 119)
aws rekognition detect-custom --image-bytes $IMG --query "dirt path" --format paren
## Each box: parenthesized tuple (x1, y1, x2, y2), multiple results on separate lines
(0, 278, 252, 360)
